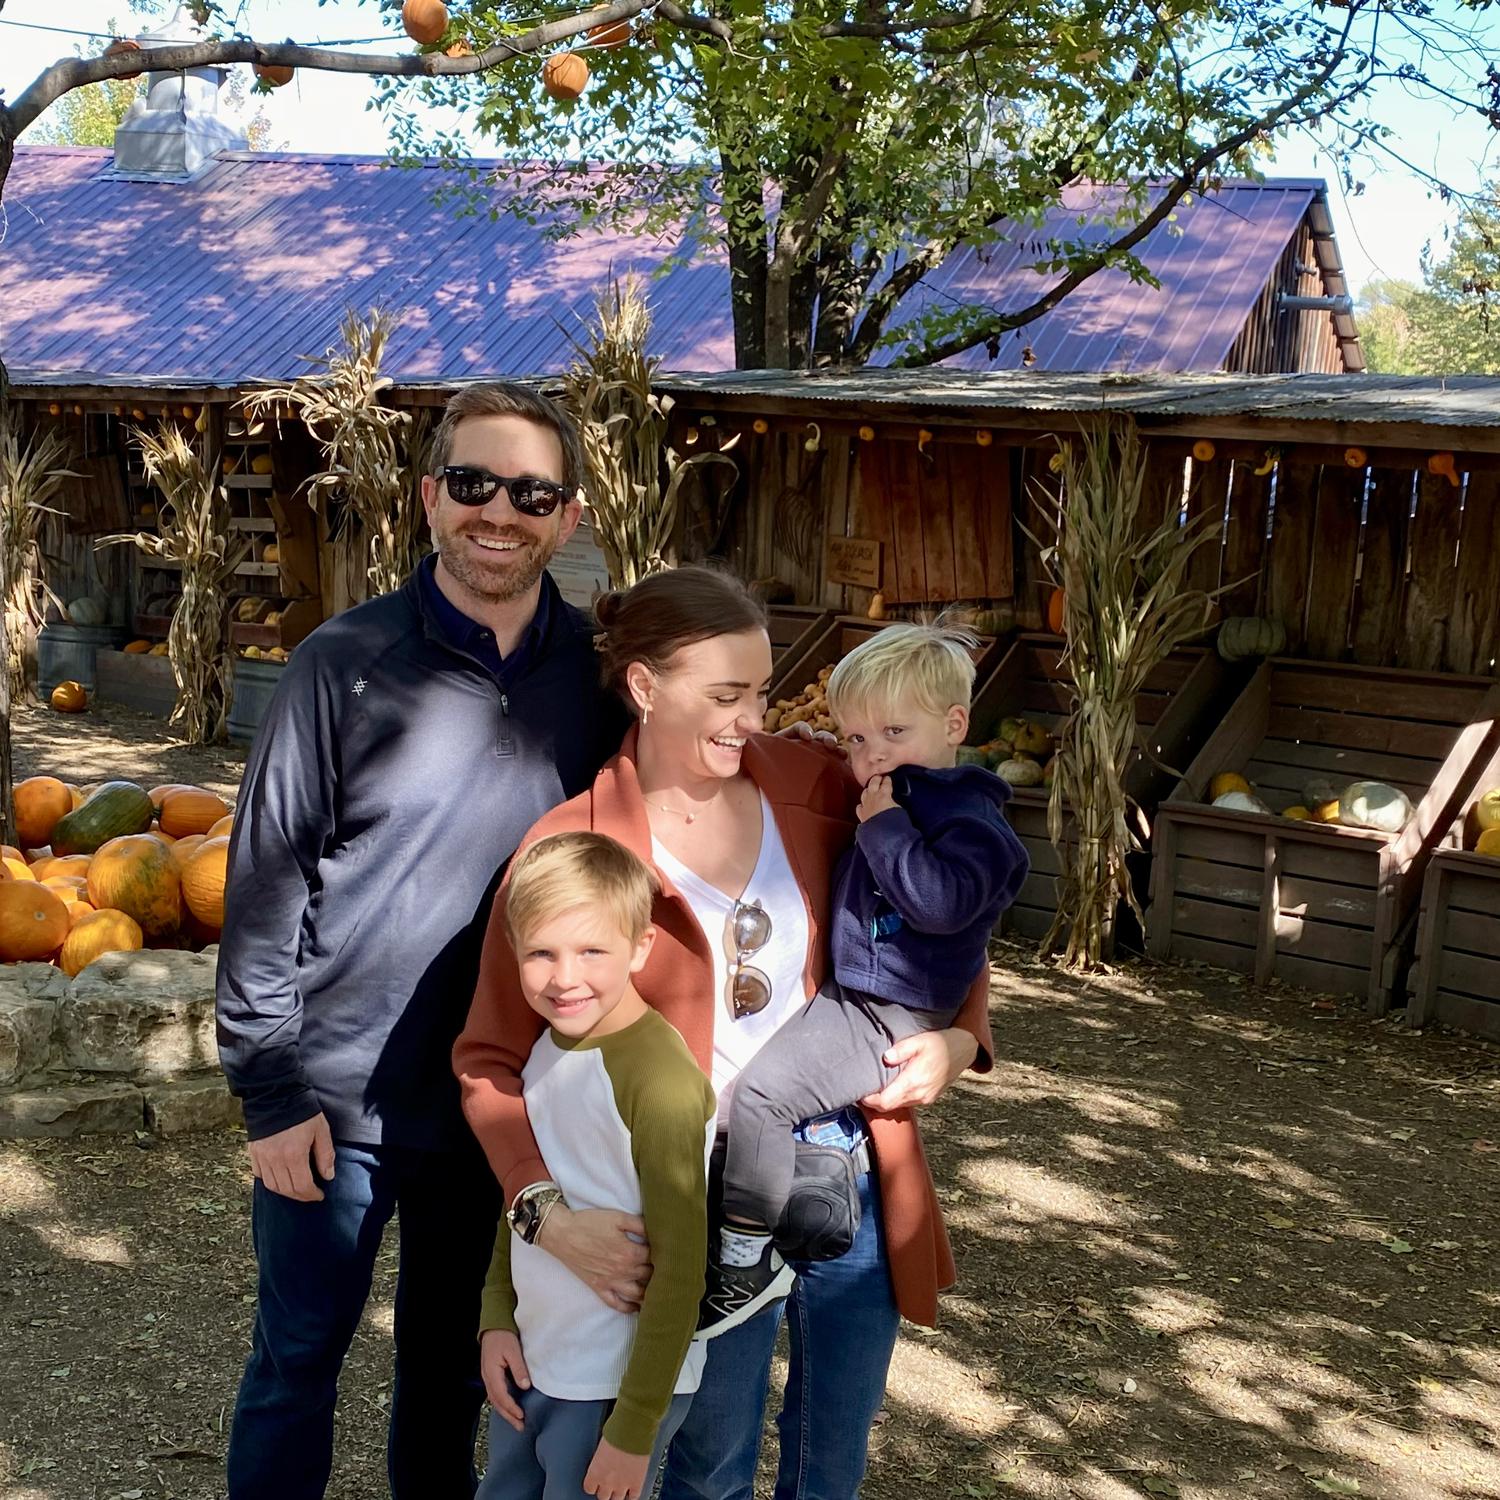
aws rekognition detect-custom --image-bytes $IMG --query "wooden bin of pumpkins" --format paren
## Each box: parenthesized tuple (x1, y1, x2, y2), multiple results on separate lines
(962, 633, 1228, 941)
(0, 776, 235, 977)
(763, 617, 1006, 736)
(765, 605, 835, 677)
(1406, 736, 1500, 1038)
(1147, 660, 1500, 1009)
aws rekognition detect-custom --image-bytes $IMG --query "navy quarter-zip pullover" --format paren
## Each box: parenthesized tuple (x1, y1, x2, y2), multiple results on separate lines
(215, 559, 631, 1147)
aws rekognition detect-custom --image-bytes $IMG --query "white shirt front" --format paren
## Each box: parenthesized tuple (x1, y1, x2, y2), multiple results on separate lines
(652, 793, 811, 1117)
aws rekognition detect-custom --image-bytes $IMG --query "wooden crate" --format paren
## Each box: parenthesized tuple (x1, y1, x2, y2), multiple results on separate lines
(968, 633, 1229, 941)
(769, 615, 1006, 706)
(96, 649, 176, 718)
(1407, 737, 1500, 1038)
(1147, 660, 1500, 1009)
(766, 605, 833, 675)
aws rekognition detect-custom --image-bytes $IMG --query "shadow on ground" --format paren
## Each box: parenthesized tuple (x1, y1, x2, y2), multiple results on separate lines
(2, 941, 1498, 1499)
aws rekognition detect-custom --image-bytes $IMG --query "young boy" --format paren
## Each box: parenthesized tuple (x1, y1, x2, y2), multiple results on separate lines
(476, 832, 716, 1500)
(701, 622, 1030, 1333)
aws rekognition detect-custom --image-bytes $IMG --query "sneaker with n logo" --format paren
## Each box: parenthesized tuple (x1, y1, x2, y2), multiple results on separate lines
(696, 1239, 796, 1339)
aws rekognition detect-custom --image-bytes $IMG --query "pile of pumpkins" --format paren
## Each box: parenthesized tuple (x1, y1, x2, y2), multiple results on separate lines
(764, 667, 836, 735)
(1206, 771, 1415, 835)
(0, 776, 235, 977)
(958, 716, 1055, 789)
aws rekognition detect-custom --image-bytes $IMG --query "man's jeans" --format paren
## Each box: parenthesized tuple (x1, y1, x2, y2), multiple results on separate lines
(227, 1138, 502, 1500)
(660, 1110, 902, 1500)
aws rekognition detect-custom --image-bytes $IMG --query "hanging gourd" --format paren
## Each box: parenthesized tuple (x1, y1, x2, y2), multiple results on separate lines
(1427, 451, 1460, 488)
(1192, 440, 1216, 462)
(1344, 447, 1367, 468)
(586, 11, 633, 47)
(542, 51, 591, 101)
(975, 430, 993, 447)
(858, 425, 876, 442)
(104, 38, 144, 80)
(752, 419, 769, 435)
(403, 0, 449, 45)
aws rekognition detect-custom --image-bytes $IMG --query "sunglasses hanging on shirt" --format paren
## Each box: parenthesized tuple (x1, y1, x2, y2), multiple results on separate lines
(725, 899, 773, 1019)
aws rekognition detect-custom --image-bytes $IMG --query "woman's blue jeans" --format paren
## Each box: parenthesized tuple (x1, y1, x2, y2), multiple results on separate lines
(660, 1110, 902, 1500)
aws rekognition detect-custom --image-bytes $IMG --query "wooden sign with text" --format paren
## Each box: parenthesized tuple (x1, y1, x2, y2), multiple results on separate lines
(826, 535, 883, 589)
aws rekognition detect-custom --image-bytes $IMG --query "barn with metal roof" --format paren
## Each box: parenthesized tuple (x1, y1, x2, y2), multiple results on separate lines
(1, 146, 1361, 387)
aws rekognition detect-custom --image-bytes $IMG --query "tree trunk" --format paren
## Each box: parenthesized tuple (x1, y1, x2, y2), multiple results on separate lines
(811, 233, 873, 367)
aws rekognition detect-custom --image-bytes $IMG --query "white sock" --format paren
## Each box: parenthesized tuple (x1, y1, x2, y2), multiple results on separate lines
(719, 1225, 770, 1268)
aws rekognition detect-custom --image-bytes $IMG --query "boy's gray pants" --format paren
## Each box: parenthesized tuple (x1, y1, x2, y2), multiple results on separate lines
(478, 1387, 692, 1499)
(720, 982, 957, 1232)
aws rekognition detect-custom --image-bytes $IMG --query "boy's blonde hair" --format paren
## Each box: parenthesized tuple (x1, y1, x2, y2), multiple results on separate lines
(505, 832, 658, 948)
(826, 621, 978, 721)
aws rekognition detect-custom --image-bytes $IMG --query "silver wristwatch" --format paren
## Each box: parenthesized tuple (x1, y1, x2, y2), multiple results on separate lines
(508, 1181, 566, 1245)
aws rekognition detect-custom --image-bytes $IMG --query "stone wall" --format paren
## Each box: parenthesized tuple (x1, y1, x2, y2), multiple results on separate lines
(0, 947, 241, 1138)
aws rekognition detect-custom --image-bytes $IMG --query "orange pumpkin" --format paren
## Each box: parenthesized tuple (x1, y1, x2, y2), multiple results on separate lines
(104, 37, 144, 79)
(51, 680, 88, 713)
(167, 834, 207, 871)
(32, 854, 91, 882)
(2, 858, 36, 883)
(254, 59, 295, 87)
(14, 777, 73, 849)
(42, 875, 90, 904)
(67, 901, 96, 928)
(402, 0, 448, 44)
(587, 12, 632, 47)
(148, 783, 188, 810)
(207, 813, 235, 839)
(0, 881, 70, 961)
(67, 784, 87, 810)
(59, 908, 144, 978)
(158, 788, 231, 838)
(1047, 586, 1066, 635)
(150, 828, 177, 846)
(181, 836, 230, 930)
(123, 639, 153, 654)
(542, 51, 590, 100)
(86, 835, 182, 940)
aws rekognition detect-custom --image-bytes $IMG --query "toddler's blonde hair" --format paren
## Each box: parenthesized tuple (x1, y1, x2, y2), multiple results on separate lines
(506, 832, 658, 948)
(826, 621, 978, 722)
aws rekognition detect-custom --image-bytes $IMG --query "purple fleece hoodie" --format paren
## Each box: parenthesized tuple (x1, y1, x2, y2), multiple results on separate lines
(828, 763, 1030, 1015)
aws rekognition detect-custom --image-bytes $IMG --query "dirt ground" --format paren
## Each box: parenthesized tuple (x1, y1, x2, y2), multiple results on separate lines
(3, 706, 1500, 1500)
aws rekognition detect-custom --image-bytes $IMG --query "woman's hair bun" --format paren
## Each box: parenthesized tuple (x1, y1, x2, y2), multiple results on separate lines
(592, 590, 625, 629)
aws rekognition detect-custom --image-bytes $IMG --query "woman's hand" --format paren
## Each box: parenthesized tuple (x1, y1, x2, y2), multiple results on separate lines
(480, 1330, 530, 1432)
(535, 1204, 653, 1312)
(860, 1027, 979, 1113)
(776, 719, 842, 750)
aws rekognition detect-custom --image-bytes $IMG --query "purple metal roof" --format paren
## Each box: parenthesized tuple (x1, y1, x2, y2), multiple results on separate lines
(0, 148, 1334, 384)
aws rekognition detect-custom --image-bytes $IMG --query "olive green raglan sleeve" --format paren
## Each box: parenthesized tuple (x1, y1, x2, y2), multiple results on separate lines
(478, 1221, 519, 1336)
(602, 1017, 716, 1456)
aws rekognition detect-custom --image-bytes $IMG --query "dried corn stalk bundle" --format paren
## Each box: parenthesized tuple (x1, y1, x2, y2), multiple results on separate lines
(0, 423, 74, 699)
(559, 276, 738, 588)
(1038, 419, 1219, 969)
(245, 307, 419, 598)
(102, 423, 246, 745)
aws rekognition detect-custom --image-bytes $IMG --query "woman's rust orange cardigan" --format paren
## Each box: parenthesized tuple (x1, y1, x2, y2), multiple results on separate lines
(453, 728, 995, 1328)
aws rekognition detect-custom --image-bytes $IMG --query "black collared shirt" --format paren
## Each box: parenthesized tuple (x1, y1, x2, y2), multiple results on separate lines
(417, 552, 552, 683)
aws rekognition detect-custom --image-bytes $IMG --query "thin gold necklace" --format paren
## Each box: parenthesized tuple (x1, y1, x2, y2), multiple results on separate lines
(642, 791, 720, 825)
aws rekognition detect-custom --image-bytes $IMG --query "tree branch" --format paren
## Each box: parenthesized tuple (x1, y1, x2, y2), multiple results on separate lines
(6, 0, 653, 137)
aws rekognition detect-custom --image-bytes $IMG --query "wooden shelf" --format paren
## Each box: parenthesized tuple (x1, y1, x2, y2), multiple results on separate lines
(225, 474, 273, 491)
(235, 562, 280, 577)
(230, 517, 277, 533)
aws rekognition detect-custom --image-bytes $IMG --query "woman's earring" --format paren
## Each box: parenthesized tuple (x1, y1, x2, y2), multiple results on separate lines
(641, 706, 651, 726)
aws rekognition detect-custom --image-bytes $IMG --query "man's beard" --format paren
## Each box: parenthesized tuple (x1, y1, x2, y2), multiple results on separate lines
(435, 521, 559, 604)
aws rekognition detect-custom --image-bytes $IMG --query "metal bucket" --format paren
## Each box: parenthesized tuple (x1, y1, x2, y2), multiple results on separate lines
(37, 624, 127, 695)
(228, 659, 285, 746)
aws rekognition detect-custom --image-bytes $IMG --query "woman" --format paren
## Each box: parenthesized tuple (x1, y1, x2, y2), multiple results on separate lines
(455, 567, 993, 1500)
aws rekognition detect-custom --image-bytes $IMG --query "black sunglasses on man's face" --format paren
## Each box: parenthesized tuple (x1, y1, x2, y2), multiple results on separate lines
(441, 466, 571, 517)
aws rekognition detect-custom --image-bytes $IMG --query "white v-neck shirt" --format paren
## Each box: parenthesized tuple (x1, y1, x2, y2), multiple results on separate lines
(652, 792, 811, 1118)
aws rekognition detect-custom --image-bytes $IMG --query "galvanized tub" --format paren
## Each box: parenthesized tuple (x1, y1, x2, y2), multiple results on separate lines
(37, 624, 127, 695)
(228, 658, 285, 746)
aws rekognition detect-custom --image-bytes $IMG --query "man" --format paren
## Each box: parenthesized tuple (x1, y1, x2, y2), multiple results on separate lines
(216, 384, 637, 1500)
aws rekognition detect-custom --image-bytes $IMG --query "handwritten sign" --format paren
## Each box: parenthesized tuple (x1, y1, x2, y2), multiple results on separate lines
(548, 515, 612, 610)
(826, 536, 882, 589)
